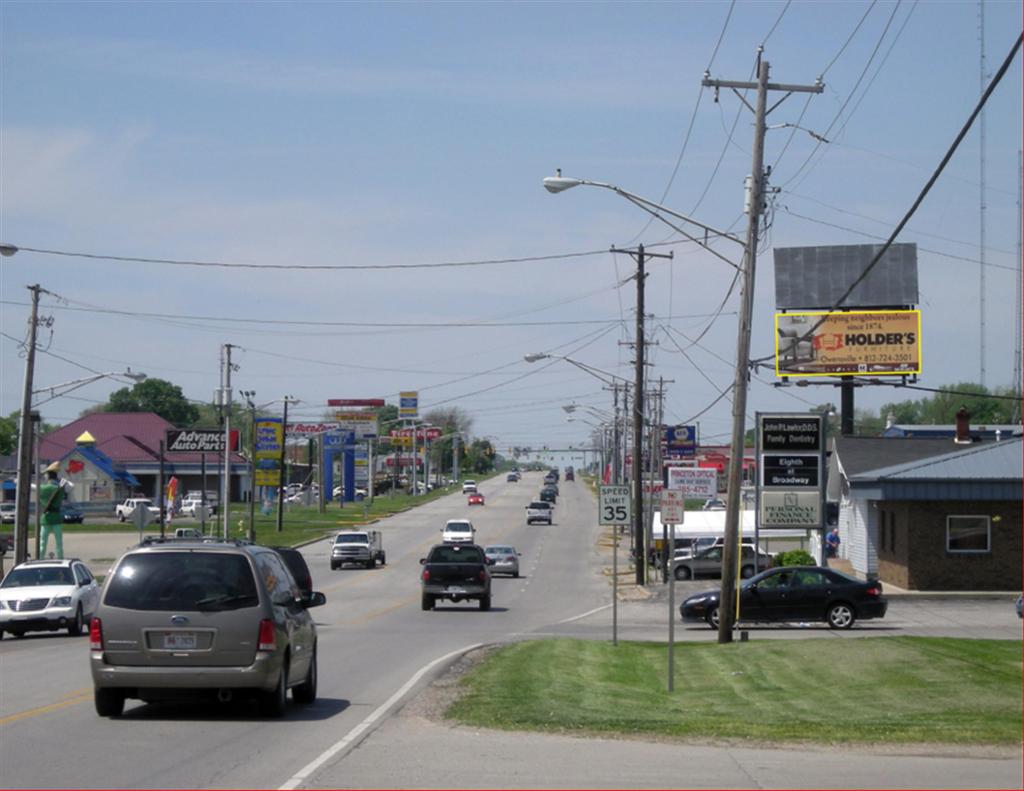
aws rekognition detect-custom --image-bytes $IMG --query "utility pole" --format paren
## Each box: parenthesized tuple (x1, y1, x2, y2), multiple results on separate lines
(219, 344, 236, 539)
(276, 396, 294, 532)
(611, 244, 671, 585)
(14, 285, 42, 565)
(240, 391, 257, 542)
(703, 55, 823, 643)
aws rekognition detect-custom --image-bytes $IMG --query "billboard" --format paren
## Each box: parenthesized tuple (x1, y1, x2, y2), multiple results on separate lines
(773, 243, 918, 310)
(775, 310, 921, 377)
(661, 424, 696, 457)
(254, 418, 283, 487)
(399, 391, 419, 419)
(665, 467, 717, 498)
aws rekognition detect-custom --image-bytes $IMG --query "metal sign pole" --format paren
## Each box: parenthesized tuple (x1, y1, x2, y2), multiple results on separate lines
(612, 523, 618, 646)
(668, 522, 675, 692)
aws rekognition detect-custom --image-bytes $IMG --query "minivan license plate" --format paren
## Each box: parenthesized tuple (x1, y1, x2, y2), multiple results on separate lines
(163, 632, 197, 650)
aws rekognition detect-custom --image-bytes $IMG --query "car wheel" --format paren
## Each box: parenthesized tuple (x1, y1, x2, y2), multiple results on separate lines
(330, 562, 339, 571)
(513, 570, 519, 578)
(118, 514, 126, 523)
(827, 602, 856, 629)
(674, 565, 692, 581)
(421, 593, 434, 611)
(380, 554, 386, 566)
(292, 647, 317, 705)
(366, 558, 375, 569)
(94, 688, 125, 717)
(259, 663, 289, 718)
(11, 630, 26, 639)
(706, 606, 720, 630)
(67, 605, 83, 636)
(479, 595, 491, 611)
(740, 565, 756, 579)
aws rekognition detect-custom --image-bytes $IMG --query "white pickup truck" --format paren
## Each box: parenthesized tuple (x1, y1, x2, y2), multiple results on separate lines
(115, 498, 160, 522)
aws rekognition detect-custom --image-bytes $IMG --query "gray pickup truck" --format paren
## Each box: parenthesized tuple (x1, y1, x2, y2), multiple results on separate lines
(420, 543, 492, 611)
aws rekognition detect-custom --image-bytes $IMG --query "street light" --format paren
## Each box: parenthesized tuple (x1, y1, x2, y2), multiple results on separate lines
(543, 171, 752, 640)
(31, 369, 147, 406)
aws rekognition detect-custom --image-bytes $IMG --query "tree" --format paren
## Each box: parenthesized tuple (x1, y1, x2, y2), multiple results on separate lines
(423, 406, 473, 475)
(0, 412, 18, 455)
(104, 378, 200, 426)
(463, 438, 495, 474)
(878, 382, 1018, 427)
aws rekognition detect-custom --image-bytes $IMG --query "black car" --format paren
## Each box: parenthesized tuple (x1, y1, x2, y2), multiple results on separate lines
(539, 487, 557, 504)
(680, 565, 888, 630)
(61, 504, 85, 524)
(269, 546, 314, 601)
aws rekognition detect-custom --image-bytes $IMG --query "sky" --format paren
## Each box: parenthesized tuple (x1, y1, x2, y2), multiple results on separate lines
(1, 0, 1021, 466)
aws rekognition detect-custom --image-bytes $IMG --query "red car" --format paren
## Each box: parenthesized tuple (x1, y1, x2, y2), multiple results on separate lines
(467, 492, 485, 506)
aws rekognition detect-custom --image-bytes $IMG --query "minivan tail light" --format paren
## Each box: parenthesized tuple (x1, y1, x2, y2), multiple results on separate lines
(257, 619, 276, 652)
(89, 618, 103, 650)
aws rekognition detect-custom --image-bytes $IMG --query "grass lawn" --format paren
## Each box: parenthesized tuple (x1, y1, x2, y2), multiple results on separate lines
(0, 480, 479, 550)
(447, 637, 1023, 745)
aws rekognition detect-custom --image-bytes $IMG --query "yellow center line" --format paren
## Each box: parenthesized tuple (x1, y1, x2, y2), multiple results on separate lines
(1, 688, 93, 725)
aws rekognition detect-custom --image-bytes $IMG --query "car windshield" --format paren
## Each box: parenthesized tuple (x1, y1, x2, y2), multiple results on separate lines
(2, 566, 75, 587)
(335, 534, 368, 544)
(103, 552, 259, 611)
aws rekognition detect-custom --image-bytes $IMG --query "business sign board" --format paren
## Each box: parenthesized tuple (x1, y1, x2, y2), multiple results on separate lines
(288, 422, 338, 435)
(665, 467, 717, 498)
(392, 427, 443, 441)
(756, 413, 825, 529)
(327, 399, 385, 407)
(598, 485, 631, 525)
(334, 411, 379, 440)
(254, 418, 283, 487)
(775, 310, 921, 377)
(399, 391, 419, 419)
(165, 429, 239, 453)
(660, 489, 686, 525)
(661, 424, 696, 457)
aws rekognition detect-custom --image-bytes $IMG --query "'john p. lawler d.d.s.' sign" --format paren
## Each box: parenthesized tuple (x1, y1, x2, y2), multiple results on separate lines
(757, 413, 825, 529)
(775, 309, 921, 377)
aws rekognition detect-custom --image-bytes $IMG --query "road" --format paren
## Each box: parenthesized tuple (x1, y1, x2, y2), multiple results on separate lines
(1, 471, 1020, 789)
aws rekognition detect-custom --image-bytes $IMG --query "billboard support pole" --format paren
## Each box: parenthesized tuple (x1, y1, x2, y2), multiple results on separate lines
(840, 379, 855, 435)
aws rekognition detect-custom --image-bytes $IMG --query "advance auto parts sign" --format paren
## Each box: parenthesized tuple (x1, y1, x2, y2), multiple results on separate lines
(166, 429, 238, 453)
(775, 310, 920, 377)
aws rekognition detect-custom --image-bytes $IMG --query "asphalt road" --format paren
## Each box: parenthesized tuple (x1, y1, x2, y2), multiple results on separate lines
(1, 471, 1019, 789)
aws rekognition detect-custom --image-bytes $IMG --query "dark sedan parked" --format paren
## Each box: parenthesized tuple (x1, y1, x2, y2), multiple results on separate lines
(680, 566, 887, 630)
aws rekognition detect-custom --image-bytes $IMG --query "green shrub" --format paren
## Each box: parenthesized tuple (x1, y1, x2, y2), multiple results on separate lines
(773, 549, 816, 567)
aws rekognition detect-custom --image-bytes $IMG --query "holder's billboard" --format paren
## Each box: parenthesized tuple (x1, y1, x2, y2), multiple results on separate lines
(775, 309, 921, 377)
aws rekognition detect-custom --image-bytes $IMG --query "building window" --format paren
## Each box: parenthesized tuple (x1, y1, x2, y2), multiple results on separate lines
(946, 516, 991, 554)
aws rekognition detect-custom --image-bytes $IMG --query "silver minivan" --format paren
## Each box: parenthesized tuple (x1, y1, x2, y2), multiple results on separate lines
(89, 538, 325, 717)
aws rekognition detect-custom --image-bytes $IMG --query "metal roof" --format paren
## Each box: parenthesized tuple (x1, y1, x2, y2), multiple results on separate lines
(831, 436, 956, 476)
(850, 436, 1022, 482)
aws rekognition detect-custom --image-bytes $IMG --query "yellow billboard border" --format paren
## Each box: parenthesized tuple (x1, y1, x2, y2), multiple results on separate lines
(774, 309, 921, 378)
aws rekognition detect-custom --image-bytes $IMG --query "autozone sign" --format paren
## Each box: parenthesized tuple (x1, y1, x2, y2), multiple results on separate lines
(165, 429, 239, 453)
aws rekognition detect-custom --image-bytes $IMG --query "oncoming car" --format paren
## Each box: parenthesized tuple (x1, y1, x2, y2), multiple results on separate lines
(0, 558, 101, 638)
(89, 538, 326, 718)
(467, 492, 485, 506)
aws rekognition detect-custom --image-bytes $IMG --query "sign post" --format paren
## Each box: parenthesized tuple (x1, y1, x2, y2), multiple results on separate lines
(599, 484, 631, 646)
(660, 489, 685, 692)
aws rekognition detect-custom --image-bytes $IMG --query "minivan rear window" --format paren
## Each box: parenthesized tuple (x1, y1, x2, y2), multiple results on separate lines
(104, 552, 259, 611)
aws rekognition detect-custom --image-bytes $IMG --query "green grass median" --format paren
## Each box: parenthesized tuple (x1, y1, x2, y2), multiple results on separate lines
(446, 637, 1022, 746)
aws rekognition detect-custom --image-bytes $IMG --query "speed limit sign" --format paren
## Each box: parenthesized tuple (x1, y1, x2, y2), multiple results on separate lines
(598, 485, 632, 525)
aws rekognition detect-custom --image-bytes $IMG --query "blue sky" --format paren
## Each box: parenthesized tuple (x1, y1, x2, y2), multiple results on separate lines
(2, 0, 1021, 460)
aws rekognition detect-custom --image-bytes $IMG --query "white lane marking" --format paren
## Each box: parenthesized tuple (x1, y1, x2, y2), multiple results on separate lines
(554, 603, 612, 625)
(278, 642, 483, 790)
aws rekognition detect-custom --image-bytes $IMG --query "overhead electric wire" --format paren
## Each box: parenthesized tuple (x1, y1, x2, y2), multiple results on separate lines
(752, 30, 1024, 368)
(779, 0, 903, 189)
(10, 245, 618, 271)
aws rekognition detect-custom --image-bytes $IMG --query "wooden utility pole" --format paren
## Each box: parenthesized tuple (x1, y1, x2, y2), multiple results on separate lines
(703, 55, 823, 643)
(14, 285, 41, 565)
